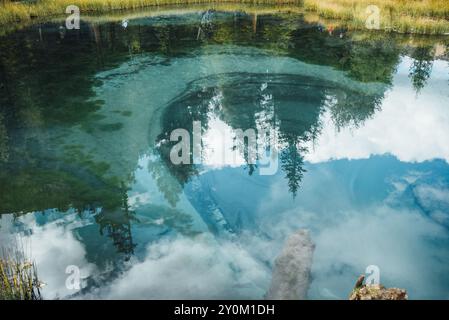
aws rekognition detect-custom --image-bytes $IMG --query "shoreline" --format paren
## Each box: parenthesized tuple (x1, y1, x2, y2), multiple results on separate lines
(0, 1, 449, 35)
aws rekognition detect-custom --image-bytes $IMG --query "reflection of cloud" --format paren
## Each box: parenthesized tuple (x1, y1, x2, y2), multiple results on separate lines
(255, 165, 449, 299)
(413, 184, 449, 228)
(128, 191, 152, 209)
(0, 212, 97, 299)
(415, 184, 449, 205)
(306, 59, 449, 164)
(202, 116, 246, 168)
(310, 205, 449, 299)
(102, 234, 269, 299)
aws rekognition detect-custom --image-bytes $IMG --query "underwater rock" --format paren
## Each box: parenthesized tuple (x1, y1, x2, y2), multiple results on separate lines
(349, 275, 408, 300)
(266, 229, 315, 300)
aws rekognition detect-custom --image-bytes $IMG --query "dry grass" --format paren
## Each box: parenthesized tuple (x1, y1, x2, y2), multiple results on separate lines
(0, 245, 43, 300)
(302, 0, 449, 34)
(0, 0, 448, 34)
(0, 0, 297, 25)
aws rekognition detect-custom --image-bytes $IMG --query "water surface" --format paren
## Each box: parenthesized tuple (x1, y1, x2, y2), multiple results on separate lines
(1, 9, 449, 299)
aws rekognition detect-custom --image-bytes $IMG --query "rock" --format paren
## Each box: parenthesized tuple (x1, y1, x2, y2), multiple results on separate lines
(266, 229, 315, 300)
(349, 275, 408, 300)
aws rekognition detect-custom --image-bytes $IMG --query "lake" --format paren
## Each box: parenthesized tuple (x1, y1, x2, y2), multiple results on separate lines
(0, 6, 449, 299)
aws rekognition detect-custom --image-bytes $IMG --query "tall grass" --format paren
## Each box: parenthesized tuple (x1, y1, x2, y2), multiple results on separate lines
(0, 0, 298, 25)
(0, 0, 448, 34)
(0, 244, 43, 300)
(302, 0, 449, 34)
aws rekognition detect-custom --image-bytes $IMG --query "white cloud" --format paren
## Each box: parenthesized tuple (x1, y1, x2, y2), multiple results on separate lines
(0, 212, 97, 299)
(305, 59, 449, 164)
(413, 184, 449, 227)
(309, 204, 449, 299)
(254, 168, 449, 299)
(102, 234, 270, 299)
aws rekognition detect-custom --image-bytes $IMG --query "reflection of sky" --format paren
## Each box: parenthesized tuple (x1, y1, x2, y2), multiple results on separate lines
(202, 116, 246, 167)
(1, 53, 449, 299)
(3, 155, 449, 299)
(0, 211, 98, 299)
(306, 58, 449, 164)
(100, 234, 270, 299)
(179, 57, 449, 299)
(183, 155, 449, 299)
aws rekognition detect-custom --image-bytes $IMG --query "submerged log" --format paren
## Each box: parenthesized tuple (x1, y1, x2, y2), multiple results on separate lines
(266, 229, 315, 300)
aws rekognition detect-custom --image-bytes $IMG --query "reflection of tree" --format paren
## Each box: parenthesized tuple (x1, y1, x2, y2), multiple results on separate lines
(329, 89, 384, 130)
(280, 144, 306, 197)
(197, 10, 215, 40)
(151, 84, 226, 206)
(95, 187, 137, 260)
(348, 38, 401, 85)
(288, 28, 402, 85)
(156, 70, 387, 196)
(270, 77, 326, 195)
(147, 156, 183, 207)
(409, 46, 434, 94)
(257, 16, 296, 51)
(0, 112, 8, 162)
(0, 168, 123, 215)
(156, 74, 327, 196)
(0, 11, 422, 212)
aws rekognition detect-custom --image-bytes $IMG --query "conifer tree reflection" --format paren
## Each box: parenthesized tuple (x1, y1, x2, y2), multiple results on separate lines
(280, 144, 306, 197)
(95, 186, 137, 260)
(156, 74, 326, 196)
(409, 46, 435, 94)
(156, 70, 390, 197)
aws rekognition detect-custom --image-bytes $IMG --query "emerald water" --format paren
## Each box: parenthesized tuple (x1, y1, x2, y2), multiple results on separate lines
(1, 9, 449, 299)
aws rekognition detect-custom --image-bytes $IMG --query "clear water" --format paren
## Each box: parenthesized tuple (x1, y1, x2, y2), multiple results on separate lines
(1, 10, 449, 299)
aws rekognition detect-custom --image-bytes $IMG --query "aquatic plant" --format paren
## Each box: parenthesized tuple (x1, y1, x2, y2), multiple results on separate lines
(0, 245, 43, 300)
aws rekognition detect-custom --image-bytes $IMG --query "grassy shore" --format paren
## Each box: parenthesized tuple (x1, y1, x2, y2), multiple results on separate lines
(0, 0, 448, 34)
(0, 0, 296, 25)
(303, 0, 449, 34)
